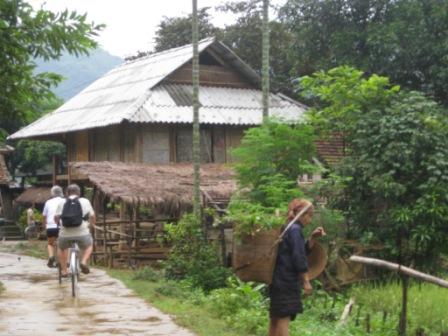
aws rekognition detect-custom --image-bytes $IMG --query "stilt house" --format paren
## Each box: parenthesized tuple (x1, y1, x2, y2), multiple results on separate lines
(8, 38, 307, 264)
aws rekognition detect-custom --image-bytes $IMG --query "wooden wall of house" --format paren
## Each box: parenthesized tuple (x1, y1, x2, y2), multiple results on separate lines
(67, 124, 247, 165)
(225, 127, 245, 163)
(167, 64, 252, 89)
(0, 186, 14, 219)
(165, 50, 253, 89)
(141, 124, 171, 163)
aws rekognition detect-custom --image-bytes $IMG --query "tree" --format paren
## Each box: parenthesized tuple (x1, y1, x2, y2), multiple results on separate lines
(152, 2, 294, 93)
(345, 91, 448, 335)
(6, 97, 65, 179)
(261, 0, 270, 121)
(0, 0, 103, 136)
(302, 66, 448, 335)
(154, 7, 219, 52)
(191, 0, 201, 224)
(280, 0, 448, 105)
(217, 1, 294, 93)
(299, 66, 399, 138)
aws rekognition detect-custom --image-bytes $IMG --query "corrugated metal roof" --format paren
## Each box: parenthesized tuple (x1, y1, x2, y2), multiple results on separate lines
(9, 38, 306, 140)
(131, 84, 305, 124)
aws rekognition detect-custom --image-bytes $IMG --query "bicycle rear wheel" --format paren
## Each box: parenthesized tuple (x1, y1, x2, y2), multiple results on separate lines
(58, 262, 62, 285)
(71, 271, 78, 297)
(69, 249, 79, 297)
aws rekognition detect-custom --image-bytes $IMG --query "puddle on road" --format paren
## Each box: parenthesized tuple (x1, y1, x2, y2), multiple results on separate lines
(93, 281, 117, 288)
(28, 274, 54, 283)
(139, 316, 163, 323)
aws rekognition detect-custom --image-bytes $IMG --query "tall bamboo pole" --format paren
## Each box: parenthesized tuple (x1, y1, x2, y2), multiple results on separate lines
(262, 0, 270, 122)
(192, 0, 201, 224)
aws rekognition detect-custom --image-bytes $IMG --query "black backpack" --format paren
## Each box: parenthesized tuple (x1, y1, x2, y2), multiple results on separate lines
(61, 198, 86, 227)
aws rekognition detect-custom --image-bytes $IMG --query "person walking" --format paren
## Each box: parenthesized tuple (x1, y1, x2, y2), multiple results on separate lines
(269, 198, 326, 336)
(55, 184, 95, 277)
(42, 186, 64, 267)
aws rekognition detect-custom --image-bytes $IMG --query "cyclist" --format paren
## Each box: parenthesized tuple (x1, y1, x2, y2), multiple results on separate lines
(42, 185, 64, 268)
(54, 184, 96, 277)
(24, 202, 37, 237)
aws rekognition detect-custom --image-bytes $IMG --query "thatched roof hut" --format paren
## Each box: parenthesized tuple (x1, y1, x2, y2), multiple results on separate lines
(15, 186, 52, 205)
(71, 162, 236, 214)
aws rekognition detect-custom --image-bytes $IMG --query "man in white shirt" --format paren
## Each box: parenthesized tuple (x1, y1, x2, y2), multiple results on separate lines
(55, 184, 96, 276)
(42, 186, 64, 268)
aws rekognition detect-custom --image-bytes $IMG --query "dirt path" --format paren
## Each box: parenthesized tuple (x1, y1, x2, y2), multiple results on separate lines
(0, 252, 195, 336)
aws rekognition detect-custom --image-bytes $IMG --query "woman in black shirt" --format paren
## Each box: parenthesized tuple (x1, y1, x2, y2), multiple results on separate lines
(269, 198, 325, 336)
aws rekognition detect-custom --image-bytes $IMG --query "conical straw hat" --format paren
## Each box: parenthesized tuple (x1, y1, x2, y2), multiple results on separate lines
(307, 241, 327, 280)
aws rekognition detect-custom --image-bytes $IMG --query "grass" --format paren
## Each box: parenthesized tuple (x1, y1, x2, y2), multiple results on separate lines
(108, 268, 448, 336)
(108, 269, 237, 336)
(351, 281, 448, 335)
(107, 269, 384, 336)
(0, 281, 4, 295)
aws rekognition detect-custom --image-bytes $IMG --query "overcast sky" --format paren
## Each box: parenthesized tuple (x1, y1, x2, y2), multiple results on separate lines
(29, 0, 285, 58)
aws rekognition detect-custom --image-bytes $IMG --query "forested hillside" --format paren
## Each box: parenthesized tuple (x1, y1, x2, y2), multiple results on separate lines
(35, 49, 122, 101)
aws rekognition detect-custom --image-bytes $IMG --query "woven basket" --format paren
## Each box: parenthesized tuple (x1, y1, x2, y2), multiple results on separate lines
(233, 230, 327, 284)
(232, 228, 282, 285)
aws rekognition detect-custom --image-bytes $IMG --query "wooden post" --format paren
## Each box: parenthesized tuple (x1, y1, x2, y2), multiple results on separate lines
(52, 155, 58, 186)
(127, 206, 133, 268)
(219, 222, 226, 266)
(91, 187, 98, 264)
(118, 202, 126, 251)
(366, 313, 371, 333)
(338, 298, 355, 326)
(349, 256, 448, 288)
(399, 275, 409, 336)
(102, 198, 108, 267)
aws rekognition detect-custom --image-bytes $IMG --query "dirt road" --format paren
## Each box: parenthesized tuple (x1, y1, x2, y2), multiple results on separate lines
(0, 252, 194, 336)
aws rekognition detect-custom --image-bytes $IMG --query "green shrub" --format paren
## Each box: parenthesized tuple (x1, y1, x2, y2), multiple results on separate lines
(164, 214, 231, 291)
(132, 266, 161, 282)
(206, 277, 268, 335)
(18, 208, 43, 232)
(232, 119, 316, 197)
(224, 195, 284, 237)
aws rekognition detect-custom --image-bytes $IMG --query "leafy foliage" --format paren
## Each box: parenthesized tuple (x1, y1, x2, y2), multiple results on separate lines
(216, 1, 294, 93)
(299, 66, 400, 137)
(154, 8, 219, 52)
(5, 96, 66, 178)
(232, 119, 316, 198)
(0, 0, 103, 135)
(227, 120, 317, 235)
(164, 214, 231, 291)
(17, 208, 43, 232)
(280, 0, 448, 106)
(132, 266, 161, 282)
(341, 91, 448, 270)
(302, 66, 448, 271)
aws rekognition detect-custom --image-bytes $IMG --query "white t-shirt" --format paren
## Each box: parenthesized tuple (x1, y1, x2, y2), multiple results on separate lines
(56, 196, 95, 238)
(42, 196, 64, 229)
(26, 208, 35, 225)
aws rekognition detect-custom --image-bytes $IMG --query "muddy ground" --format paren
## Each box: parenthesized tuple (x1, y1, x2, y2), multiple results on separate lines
(0, 251, 194, 336)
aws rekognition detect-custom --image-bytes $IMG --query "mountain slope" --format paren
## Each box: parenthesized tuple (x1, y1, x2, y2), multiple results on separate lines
(35, 49, 122, 101)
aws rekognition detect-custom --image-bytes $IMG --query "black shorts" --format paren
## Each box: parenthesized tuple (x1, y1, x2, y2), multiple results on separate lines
(46, 228, 59, 238)
(269, 283, 303, 321)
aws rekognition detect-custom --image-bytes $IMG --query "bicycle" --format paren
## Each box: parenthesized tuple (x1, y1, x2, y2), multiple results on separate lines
(24, 221, 42, 240)
(57, 241, 80, 297)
